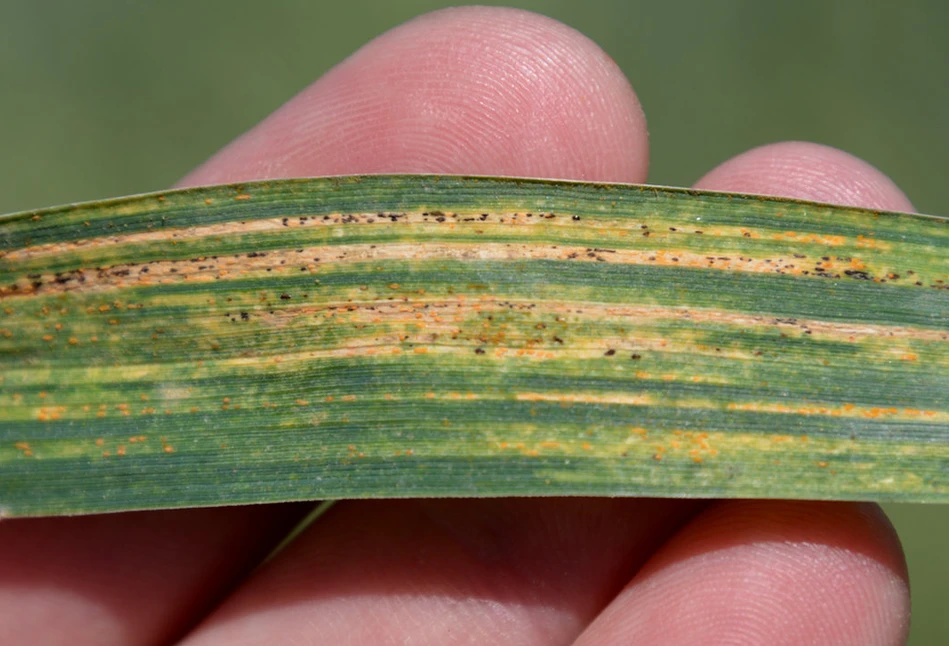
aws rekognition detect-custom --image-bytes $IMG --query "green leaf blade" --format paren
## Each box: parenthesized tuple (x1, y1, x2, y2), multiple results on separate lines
(1, 175, 947, 516)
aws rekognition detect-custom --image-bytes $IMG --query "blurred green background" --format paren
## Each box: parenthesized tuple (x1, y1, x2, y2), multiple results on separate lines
(1, 1, 946, 641)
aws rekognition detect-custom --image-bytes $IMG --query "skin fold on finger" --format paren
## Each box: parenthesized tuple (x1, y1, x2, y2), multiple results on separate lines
(0, 505, 307, 646)
(177, 6, 703, 646)
(572, 143, 913, 646)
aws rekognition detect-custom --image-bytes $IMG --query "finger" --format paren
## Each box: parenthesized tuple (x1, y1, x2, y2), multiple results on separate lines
(693, 140, 914, 211)
(178, 7, 698, 646)
(185, 499, 699, 645)
(573, 142, 913, 646)
(178, 5, 647, 186)
(0, 506, 306, 646)
(575, 501, 909, 646)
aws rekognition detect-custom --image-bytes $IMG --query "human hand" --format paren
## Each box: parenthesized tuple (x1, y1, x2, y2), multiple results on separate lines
(0, 7, 911, 645)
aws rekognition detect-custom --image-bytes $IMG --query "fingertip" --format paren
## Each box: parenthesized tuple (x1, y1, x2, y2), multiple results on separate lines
(575, 501, 910, 646)
(180, 6, 647, 187)
(694, 141, 915, 212)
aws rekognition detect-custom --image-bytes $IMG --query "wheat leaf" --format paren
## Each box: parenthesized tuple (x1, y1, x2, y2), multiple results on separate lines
(1, 175, 947, 516)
